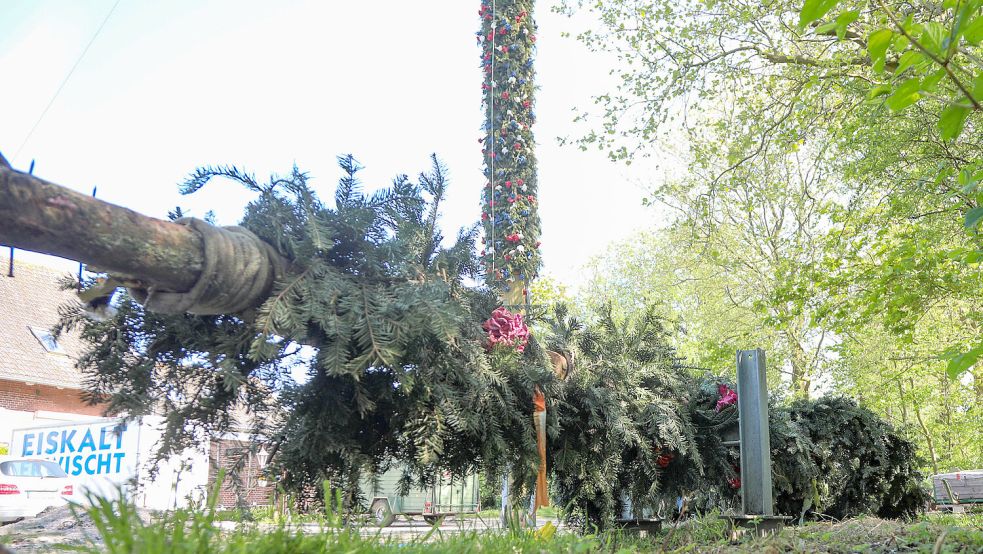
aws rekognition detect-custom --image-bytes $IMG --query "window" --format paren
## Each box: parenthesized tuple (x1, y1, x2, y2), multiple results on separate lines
(29, 326, 64, 354)
(0, 460, 68, 478)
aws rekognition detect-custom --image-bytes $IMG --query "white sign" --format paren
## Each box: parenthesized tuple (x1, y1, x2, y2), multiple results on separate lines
(17, 420, 135, 478)
(10, 417, 209, 510)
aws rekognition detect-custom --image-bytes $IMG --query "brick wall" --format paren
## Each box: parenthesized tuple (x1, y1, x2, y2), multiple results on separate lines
(0, 378, 102, 415)
(208, 439, 273, 508)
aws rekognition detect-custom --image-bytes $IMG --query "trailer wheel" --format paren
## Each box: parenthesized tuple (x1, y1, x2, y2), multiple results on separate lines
(370, 498, 395, 528)
(424, 515, 441, 525)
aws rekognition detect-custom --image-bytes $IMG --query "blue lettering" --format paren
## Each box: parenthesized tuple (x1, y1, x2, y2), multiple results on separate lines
(115, 426, 124, 449)
(45, 431, 59, 454)
(113, 452, 125, 473)
(84, 454, 96, 475)
(79, 430, 95, 452)
(22, 433, 35, 456)
(60, 430, 77, 453)
(99, 427, 112, 450)
(71, 456, 83, 476)
(95, 453, 111, 474)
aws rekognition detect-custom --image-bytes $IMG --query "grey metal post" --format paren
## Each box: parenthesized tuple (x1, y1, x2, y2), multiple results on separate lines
(736, 349, 773, 516)
(500, 471, 510, 526)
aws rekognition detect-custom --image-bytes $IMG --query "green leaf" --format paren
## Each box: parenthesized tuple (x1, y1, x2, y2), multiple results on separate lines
(921, 69, 946, 92)
(939, 103, 971, 140)
(893, 50, 924, 76)
(964, 206, 983, 229)
(867, 84, 892, 98)
(919, 22, 946, 54)
(834, 10, 860, 39)
(966, 15, 983, 44)
(885, 78, 922, 111)
(800, 0, 842, 28)
(868, 29, 894, 73)
(946, 344, 983, 379)
(815, 20, 839, 35)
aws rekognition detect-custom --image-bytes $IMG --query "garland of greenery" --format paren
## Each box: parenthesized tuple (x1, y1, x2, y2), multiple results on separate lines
(478, 0, 542, 295)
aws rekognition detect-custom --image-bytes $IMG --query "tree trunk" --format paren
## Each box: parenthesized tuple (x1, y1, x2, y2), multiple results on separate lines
(0, 163, 203, 292)
(908, 378, 940, 475)
(0, 161, 286, 314)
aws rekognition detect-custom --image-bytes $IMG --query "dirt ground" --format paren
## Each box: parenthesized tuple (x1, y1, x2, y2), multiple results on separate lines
(0, 505, 108, 553)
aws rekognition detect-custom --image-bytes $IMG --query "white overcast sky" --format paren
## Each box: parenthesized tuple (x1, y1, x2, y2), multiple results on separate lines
(0, 0, 669, 290)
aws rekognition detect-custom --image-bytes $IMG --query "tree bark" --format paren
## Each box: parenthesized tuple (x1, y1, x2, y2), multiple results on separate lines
(0, 164, 204, 292)
(908, 378, 940, 475)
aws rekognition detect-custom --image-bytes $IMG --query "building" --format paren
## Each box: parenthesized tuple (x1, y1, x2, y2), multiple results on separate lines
(0, 253, 103, 451)
(0, 253, 272, 508)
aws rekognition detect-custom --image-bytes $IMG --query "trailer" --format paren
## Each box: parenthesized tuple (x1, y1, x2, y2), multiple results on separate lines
(360, 467, 479, 527)
(932, 471, 983, 512)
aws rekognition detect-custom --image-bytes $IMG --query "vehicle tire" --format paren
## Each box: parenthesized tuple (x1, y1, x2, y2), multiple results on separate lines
(369, 498, 395, 528)
(424, 515, 441, 525)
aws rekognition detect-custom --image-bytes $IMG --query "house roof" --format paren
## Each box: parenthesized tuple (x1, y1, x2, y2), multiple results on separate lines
(0, 254, 87, 390)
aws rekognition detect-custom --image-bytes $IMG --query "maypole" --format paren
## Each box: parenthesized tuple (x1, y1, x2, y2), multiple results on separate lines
(478, 0, 541, 307)
(477, 0, 549, 524)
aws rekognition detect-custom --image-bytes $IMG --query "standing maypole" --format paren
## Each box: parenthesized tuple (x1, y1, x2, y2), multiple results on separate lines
(478, 0, 549, 525)
(478, 0, 541, 306)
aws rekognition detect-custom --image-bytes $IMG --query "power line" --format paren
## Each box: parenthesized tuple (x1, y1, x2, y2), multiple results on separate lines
(13, 0, 122, 161)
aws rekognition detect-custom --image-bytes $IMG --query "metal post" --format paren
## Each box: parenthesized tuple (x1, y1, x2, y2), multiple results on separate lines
(736, 349, 773, 515)
(500, 471, 509, 526)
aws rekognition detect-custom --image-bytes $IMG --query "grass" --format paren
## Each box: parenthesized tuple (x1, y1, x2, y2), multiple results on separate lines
(2, 482, 981, 553)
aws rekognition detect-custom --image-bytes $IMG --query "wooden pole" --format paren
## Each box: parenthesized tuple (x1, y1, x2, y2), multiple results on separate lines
(0, 164, 204, 292)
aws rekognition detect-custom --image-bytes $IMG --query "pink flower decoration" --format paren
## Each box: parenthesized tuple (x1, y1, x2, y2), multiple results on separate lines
(482, 307, 530, 353)
(715, 384, 737, 412)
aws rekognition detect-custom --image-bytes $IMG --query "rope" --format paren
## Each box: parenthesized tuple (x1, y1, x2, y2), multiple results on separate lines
(128, 218, 288, 315)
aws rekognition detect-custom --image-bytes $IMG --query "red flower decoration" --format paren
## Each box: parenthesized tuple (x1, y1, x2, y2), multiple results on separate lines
(482, 307, 530, 353)
(715, 384, 737, 412)
(656, 453, 674, 468)
(728, 477, 741, 489)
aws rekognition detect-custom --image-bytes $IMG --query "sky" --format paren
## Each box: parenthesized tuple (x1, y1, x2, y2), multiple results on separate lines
(0, 0, 666, 290)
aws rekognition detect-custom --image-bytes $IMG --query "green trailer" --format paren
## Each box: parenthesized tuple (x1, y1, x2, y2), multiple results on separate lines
(360, 467, 480, 527)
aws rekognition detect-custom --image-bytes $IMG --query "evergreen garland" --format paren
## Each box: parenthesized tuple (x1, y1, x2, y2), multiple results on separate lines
(478, 0, 542, 294)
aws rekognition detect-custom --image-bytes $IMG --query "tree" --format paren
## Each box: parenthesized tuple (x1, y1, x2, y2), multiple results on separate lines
(56, 155, 556, 501)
